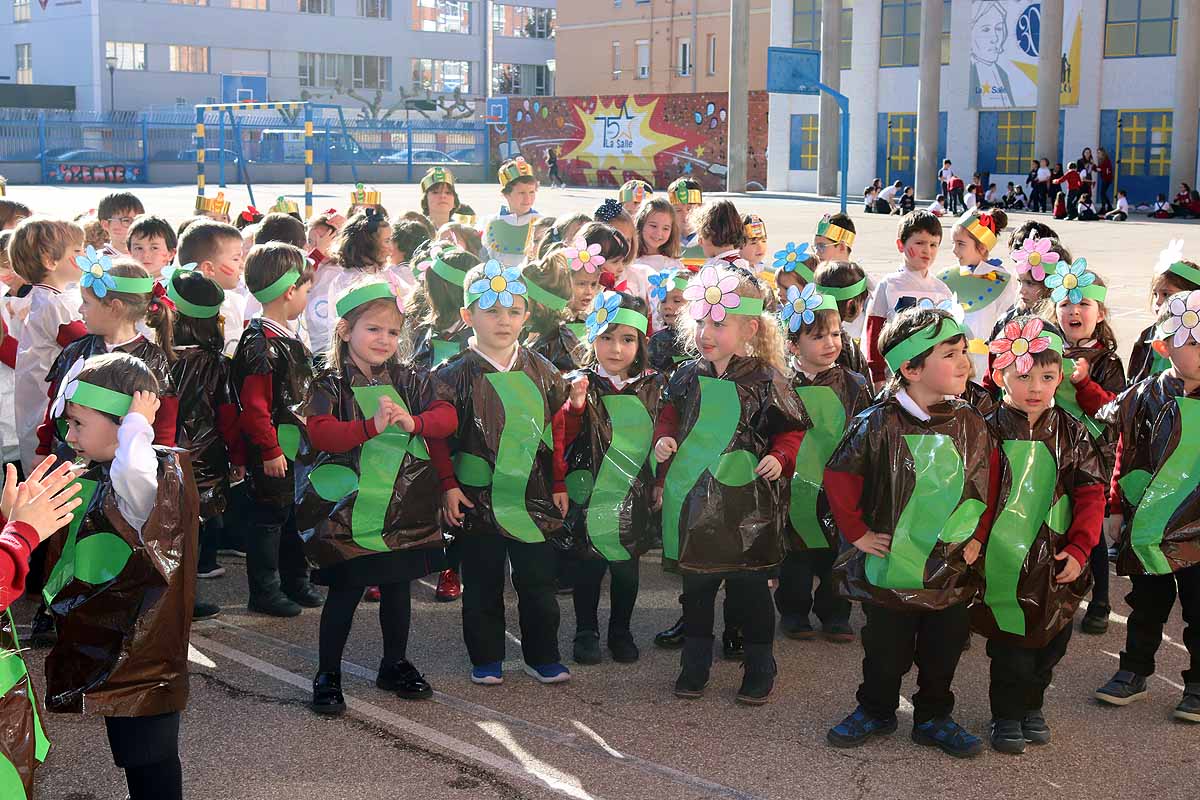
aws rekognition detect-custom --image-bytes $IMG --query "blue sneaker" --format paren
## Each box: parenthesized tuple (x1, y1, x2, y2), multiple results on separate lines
(911, 716, 984, 758)
(470, 662, 504, 685)
(826, 705, 898, 748)
(523, 662, 571, 684)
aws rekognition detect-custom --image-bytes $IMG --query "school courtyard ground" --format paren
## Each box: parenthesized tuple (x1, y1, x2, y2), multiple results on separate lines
(9, 183, 1199, 800)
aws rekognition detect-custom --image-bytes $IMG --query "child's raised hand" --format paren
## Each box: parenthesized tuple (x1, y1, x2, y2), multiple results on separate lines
(853, 530, 892, 558)
(553, 491, 569, 517)
(128, 391, 160, 423)
(653, 437, 678, 463)
(1054, 550, 1084, 583)
(10, 476, 84, 545)
(393, 406, 416, 433)
(755, 454, 783, 481)
(373, 396, 398, 432)
(1070, 357, 1091, 385)
(569, 375, 589, 410)
(443, 487, 474, 526)
(962, 538, 982, 565)
(263, 454, 287, 478)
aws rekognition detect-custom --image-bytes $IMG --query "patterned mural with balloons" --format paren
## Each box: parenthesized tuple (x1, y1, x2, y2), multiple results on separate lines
(489, 92, 769, 191)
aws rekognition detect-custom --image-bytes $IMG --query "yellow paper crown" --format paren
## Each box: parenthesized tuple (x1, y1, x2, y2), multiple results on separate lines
(272, 195, 298, 214)
(195, 192, 231, 216)
(421, 166, 456, 193)
(669, 179, 702, 205)
(744, 216, 767, 241)
(958, 209, 999, 251)
(450, 211, 477, 225)
(814, 215, 855, 247)
(498, 156, 534, 187)
(350, 182, 381, 205)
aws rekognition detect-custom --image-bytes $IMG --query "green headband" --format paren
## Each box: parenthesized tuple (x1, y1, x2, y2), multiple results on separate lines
(1167, 261, 1200, 287)
(608, 307, 648, 334)
(70, 381, 133, 417)
(336, 282, 397, 318)
(523, 278, 570, 312)
(726, 297, 766, 317)
(252, 268, 300, 304)
(814, 278, 868, 301)
(167, 277, 223, 319)
(109, 276, 155, 294)
(430, 256, 470, 288)
(1079, 284, 1108, 302)
(883, 317, 968, 372)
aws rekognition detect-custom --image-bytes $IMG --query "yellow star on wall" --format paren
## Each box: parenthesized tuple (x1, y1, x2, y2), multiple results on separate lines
(561, 97, 685, 173)
(696, 146, 705, 157)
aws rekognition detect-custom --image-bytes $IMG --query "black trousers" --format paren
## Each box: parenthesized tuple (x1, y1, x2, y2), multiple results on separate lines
(247, 502, 308, 599)
(1030, 183, 1046, 212)
(319, 582, 413, 672)
(1089, 538, 1110, 608)
(682, 573, 774, 645)
(573, 558, 639, 636)
(774, 549, 850, 625)
(105, 712, 182, 800)
(1120, 563, 1200, 683)
(198, 515, 222, 572)
(857, 602, 970, 724)
(459, 534, 560, 667)
(986, 625, 1073, 720)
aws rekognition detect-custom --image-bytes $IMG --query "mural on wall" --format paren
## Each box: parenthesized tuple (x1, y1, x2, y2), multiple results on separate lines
(969, 0, 1083, 109)
(490, 92, 768, 191)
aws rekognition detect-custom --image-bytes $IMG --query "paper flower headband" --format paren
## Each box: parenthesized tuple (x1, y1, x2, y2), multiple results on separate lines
(683, 266, 764, 323)
(75, 246, 154, 298)
(1154, 239, 1200, 287)
(564, 236, 604, 273)
(1011, 235, 1060, 281)
(586, 291, 648, 343)
(648, 269, 690, 303)
(51, 359, 133, 420)
(779, 284, 837, 333)
(1158, 290, 1200, 347)
(989, 318, 1063, 375)
(1044, 258, 1107, 304)
(772, 242, 815, 282)
(466, 260, 527, 309)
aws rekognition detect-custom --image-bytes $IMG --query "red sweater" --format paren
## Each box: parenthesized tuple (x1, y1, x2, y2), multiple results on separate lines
(236, 325, 295, 462)
(865, 315, 888, 384)
(1053, 170, 1082, 191)
(651, 402, 804, 482)
(305, 399, 457, 454)
(0, 518, 38, 613)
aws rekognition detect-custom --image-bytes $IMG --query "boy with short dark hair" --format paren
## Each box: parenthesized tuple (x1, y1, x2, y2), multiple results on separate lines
(179, 220, 246, 356)
(254, 212, 307, 249)
(96, 192, 145, 256)
(484, 157, 540, 267)
(126, 215, 178, 280)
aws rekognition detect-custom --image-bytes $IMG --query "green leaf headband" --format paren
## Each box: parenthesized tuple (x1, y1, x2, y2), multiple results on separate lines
(683, 266, 765, 322)
(167, 265, 225, 319)
(335, 282, 397, 318)
(883, 316, 968, 373)
(75, 246, 154, 298)
(252, 268, 300, 304)
(522, 274, 570, 312)
(814, 277, 868, 301)
(1167, 261, 1200, 287)
(429, 254, 471, 288)
(586, 291, 648, 342)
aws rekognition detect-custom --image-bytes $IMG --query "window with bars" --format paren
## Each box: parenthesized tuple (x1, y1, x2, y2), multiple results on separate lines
(169, 45, 208, 73)
(1105, 0, 1177, 57)
(880, 0, 949, 68)
(791, 0, 854, 69)
(994, 110, 1035, 173)
(299, 0, 331, 13)
(678, 38, 691, 76)
(612, 41, 621, 79)
(413, 0, 472, 33)
(105, 41, 147, 71)
(492, 5, 555, 38)
(411, 58, 472, 92)
(789, 113, 819, 170)
(13, 0, 30, 23)
(358, 0, 390, 17)
(15, 44, 31, 84)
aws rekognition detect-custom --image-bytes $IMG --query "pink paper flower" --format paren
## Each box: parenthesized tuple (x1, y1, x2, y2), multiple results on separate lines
(564, 236, 605, 273)
(1011, 235, 1060, 281)
(683, 266, 742, 322)
(990, 318, 1051, 375)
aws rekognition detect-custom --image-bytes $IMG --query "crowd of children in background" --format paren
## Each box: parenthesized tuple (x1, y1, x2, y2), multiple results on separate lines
(0, 154, 1198, 799)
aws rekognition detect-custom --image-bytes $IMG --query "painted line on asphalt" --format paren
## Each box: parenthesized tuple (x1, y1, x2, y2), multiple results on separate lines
(1100, 650, 1185, 690)
(198, 620, 770, 800)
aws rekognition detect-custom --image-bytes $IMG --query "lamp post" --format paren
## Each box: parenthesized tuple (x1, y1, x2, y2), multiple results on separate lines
(105, 55, 117, 111)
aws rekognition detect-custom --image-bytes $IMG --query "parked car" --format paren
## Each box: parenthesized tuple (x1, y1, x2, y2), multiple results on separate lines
(176, 148, 241, 165)
(49, 149, 125, 164)
(447, 147, 480, 164)
(377, 149, 460, 164)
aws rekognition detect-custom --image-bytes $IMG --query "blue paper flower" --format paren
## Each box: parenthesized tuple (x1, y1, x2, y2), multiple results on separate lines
(772, 242, 810, 272)
(647, 269, 678, 303)
(1044, 258, 1095, 305)
(75, 245, 116, 298)
(468, 259, 526, 309)
(586, 291, 623, 342)
(779, 284, 824, 333)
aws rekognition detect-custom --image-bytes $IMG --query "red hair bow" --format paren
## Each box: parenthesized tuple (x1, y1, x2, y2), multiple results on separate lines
(241, 206, 260, 222)
(977, 212, 996, 233)
(149, 281, 176, 313)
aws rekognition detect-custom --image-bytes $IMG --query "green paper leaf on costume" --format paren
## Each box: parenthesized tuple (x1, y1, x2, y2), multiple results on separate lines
(432, 339, 462, 368)
(1129, 397, 1200, 574)
(585, 394, 651, 561)
(984, 440, 1057, 636)
(937, 267, 1010, 313)
(454, 453, 493, 487)
(789, 386, 846, 549)
(661, 376, 740, 560)
(542, 422, 553, 449)
(566, 470, 593, 504)
(309, 464, 359, 502)
(0, 610, 50, 766)
(1118, 469, 1153, 506)
(0, 757, 23, 800)
(1054, 382, 1104, 439)
(350, 385, 428, 553)
(566, 322, 587, 341)
(73, 532, 133, 585)
(942, 499, 986, 543)
(1047, 494, 1072, 535)
(487, 371, 549, 543)
(277, 424, 301, 461)
(42, 478, 100, 606)
(867, 434, 970, 590)
(714, 450, 758, 487)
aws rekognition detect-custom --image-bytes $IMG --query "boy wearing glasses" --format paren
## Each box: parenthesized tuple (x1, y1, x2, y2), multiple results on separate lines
(97, 191, 145, 256)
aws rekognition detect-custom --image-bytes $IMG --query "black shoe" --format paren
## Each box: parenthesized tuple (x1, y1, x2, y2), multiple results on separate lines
(780, 614, 816, 640)
(192, 601, 221, 621)
(735, 644, 777, 706)
(29, 605, 57, 647)
(573, 630, 602, 665)
(827, 706, 898, 748)
(311, 672, 345, 715)
(722, 628, 745, 661)
(674, 637, 712, 699)
(1081, 604, 1110, 635)
(654, 617, 686, 649)
(1022, 710, 1051, 744)
(989, 718, 1026, 754)
(285, 583, 324, 608)
(1174, 683, 1200, 722)
(608, 630, 640, 663)
(376, 659, 432, 700)
(248, 592, 303, 618)
(1094, 670, 1148, 705)
(821, 622, 855, 643)
(911, 717, 984, 759)
(1107, 545, 1119, 562)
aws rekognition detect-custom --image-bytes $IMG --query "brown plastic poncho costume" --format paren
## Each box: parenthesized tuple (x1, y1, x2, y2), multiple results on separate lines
(0, 611, 50, 798)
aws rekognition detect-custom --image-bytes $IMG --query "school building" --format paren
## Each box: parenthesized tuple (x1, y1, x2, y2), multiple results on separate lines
(768, 0, 1200, 206)
(0, 0, 556, 112)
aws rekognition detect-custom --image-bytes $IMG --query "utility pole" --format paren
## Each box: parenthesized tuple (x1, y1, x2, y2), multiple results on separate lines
(726, 0, 749, 192)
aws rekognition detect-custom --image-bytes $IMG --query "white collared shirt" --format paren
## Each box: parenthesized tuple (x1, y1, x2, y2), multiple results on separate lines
(896, 389, 934, 422)
(468, 337, 519, 372)
(596, 363, 629, 390)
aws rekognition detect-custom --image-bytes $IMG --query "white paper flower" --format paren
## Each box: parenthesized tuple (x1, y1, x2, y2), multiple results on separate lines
(51, 358, 86, 419)
(1155, 238, 1186, 275)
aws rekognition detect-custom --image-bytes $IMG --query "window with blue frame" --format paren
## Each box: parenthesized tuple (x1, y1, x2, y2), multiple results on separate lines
(790, 113, 819, 171)
(1105, 0, 1177, 57)
(880, 0, 950, 68)
(791, 0, 854, 69)
(978, 110, 1036, 175)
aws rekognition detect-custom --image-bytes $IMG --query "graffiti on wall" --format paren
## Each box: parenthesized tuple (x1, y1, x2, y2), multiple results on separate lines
(490, 92, 768, 191)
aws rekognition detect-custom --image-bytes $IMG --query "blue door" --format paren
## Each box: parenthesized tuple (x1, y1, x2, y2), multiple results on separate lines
(1111, 109, 1172, 206)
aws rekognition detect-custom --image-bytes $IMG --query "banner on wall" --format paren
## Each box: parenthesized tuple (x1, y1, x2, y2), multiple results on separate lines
(969, 0, 1083, 109)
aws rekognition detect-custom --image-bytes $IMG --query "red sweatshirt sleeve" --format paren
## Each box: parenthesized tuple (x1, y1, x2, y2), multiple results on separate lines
(971, 448, 1002, 544)
(410, 400, 457, 439)
(152, 395, 178, 447)
(0, 327, 17, 370)
(767, 428, 804, 478)
(239, 372, 281, 461)
(1063, 483, 1106, 568)
(652, 402, 681, 482)
(56, 320, 87, 348)
(307, 414, 379, 453)
(1108, 432, 1126, 509)
(216, 402, 246, 467)
(558, 400, 585, 449)
(1074, 377, 1116, 416)
(35, 398, 55, 458)
(426, 437, 458, 492)
(550, 403, 582, 494)
(865, 314, 887, 384)
(0, 522, 37, 613)
(824, 469, 868, 543)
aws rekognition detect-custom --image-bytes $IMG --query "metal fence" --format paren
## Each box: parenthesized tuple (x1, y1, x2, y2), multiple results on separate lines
(0, 109, 489, 184)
